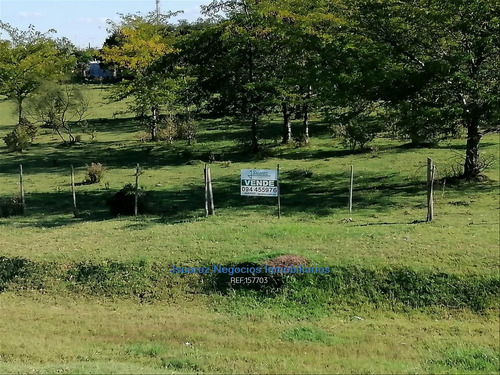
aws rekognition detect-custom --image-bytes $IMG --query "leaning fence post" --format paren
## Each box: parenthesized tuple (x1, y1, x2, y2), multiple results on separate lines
(204, 164, 209, 216)
(207, 167, 215, 216)
(427, 158, 435, 222)
(19, 164, 26, 214)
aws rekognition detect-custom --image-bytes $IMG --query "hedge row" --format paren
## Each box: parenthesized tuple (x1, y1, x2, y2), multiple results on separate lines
(1, 257, 498, 312)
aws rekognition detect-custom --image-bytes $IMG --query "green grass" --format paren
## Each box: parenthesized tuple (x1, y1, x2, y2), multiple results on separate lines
(428, 348, 500, 374)
(0, 86, 499, 373)
(0, 294, 498, 374)
(283, 326, 345, 345)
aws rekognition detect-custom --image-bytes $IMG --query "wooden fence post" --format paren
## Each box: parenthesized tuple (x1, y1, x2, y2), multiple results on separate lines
(349, 165, 354, 216)
(134, 163, 140, 217)
(207, 167, 215, 216)
(427, 158, 435, 222)
(71, 165, 77, 217)
(204, 164, 209, 216)
(19, 164, 26, 214)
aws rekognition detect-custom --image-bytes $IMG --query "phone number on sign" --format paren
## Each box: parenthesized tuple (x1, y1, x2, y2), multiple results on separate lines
(241, 187, 278, 193)
(230, 277, 268, 284)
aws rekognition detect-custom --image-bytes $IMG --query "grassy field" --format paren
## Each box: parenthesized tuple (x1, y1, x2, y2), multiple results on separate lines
(0, 86, 499, 373)
(0, 294, 498, 374)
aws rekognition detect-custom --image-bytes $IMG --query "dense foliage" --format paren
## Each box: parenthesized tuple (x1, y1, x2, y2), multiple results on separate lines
(0, 0, 498, 178)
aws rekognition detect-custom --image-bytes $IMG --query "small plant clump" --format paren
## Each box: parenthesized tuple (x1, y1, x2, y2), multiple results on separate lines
(106, 183, 151, 216)
(0, 197, 24, 217)
(85, 163, 106, 184)
(2, 118, 37, 152)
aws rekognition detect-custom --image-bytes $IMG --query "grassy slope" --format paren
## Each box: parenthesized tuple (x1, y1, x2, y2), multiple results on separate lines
(0, 87, 498, 275)
(0, 86, 499, 373)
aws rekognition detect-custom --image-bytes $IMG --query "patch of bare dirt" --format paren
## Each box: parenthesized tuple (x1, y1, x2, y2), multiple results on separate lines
(265, 255, 310, 268)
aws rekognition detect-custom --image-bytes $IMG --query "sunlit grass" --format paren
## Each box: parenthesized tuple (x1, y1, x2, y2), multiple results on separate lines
(0, 86, 499, 373)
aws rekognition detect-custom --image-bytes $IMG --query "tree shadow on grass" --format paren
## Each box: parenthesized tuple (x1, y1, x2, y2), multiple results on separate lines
(394, 141, 498, 152)
(1, 160, 497, 229)
(0, 118, 383, 175)
(83, 116, 142, 134)
(0, 173, 447, 227)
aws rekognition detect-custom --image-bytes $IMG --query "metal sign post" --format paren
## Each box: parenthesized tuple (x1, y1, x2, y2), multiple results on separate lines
(277, 164, 281, 219)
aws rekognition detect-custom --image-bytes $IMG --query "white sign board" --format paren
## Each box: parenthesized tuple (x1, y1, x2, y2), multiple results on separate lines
(241, 169, 278, 197)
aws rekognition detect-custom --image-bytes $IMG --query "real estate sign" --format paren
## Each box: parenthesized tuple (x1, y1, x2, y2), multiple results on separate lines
(241, 169, 278, 197)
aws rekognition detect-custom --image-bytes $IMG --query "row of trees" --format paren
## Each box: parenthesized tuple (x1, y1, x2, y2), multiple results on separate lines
(1, 0, 499, 179)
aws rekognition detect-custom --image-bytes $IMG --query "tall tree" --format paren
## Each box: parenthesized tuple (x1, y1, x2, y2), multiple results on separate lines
(354, 0, 500, 178)
(0, 23, 76, 124)
(187, 0, 279, 153)
(100, 13, 179, 141)
(257, 0, 358, 143)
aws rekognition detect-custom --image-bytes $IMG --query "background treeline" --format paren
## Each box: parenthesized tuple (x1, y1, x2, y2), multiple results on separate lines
(0, 0, 498, 179)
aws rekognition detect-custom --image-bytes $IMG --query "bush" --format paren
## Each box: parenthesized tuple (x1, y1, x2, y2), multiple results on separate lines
(19, 117, 38, 142)
(106, 183, 151, 216)
(85, 163, 106, 184)
(328, 103, 385, 150)
(293, 133, 310, 147)
(0, 197, 24, 217)
(156, 116, 177, 144)
(395, 101, 461, 146)
(3, 126, 31, 152)
(336, 120, 381, 150)
(176, 118, 197, 145)
(154, 115, 198, 144)
(0, 257, 35, 291)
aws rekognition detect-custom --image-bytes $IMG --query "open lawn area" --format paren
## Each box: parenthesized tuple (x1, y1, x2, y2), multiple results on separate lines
(1, 86, 499, 373)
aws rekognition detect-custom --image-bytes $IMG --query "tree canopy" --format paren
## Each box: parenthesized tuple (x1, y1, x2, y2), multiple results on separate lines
(1, 0, 498, 178)
(0, 23, 76, 123)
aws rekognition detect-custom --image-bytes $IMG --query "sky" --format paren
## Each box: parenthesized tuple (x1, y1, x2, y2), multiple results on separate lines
(0, 0, 211, 47)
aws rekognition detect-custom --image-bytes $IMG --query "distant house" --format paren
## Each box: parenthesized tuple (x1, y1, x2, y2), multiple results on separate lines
(89, 60, 114, 79)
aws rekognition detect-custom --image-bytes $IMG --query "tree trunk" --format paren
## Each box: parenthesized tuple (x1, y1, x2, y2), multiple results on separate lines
(150, 106, 159, 141)
(17, 98, 23, 124)
(247, 29, 259, 154)
(463, 113, 482, 179)
(251, 114, 258, 153)
(282, 102, 292, 144)
(303, 85, 312, 144)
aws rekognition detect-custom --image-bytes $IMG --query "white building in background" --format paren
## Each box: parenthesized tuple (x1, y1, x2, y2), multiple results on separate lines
(89, 60, 114, 79)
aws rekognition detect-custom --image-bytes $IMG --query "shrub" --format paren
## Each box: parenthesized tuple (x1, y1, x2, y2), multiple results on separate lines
(0, 197, 24, 217)
(337, 121, 381, 150)
(156, 117, 177, 144)
(293, 133, 310, 147)
(155, 116, 197, 145)
(0, 256, 47, 292)
(176, 118, 197, 145)
(3, 126, 31, 152)
(395, 101, 461, 146)
(19, 117, 38, 142)
(85, 163, 106, 184)
(106, 183, 151, 216)
(328, 103, 385, 150)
